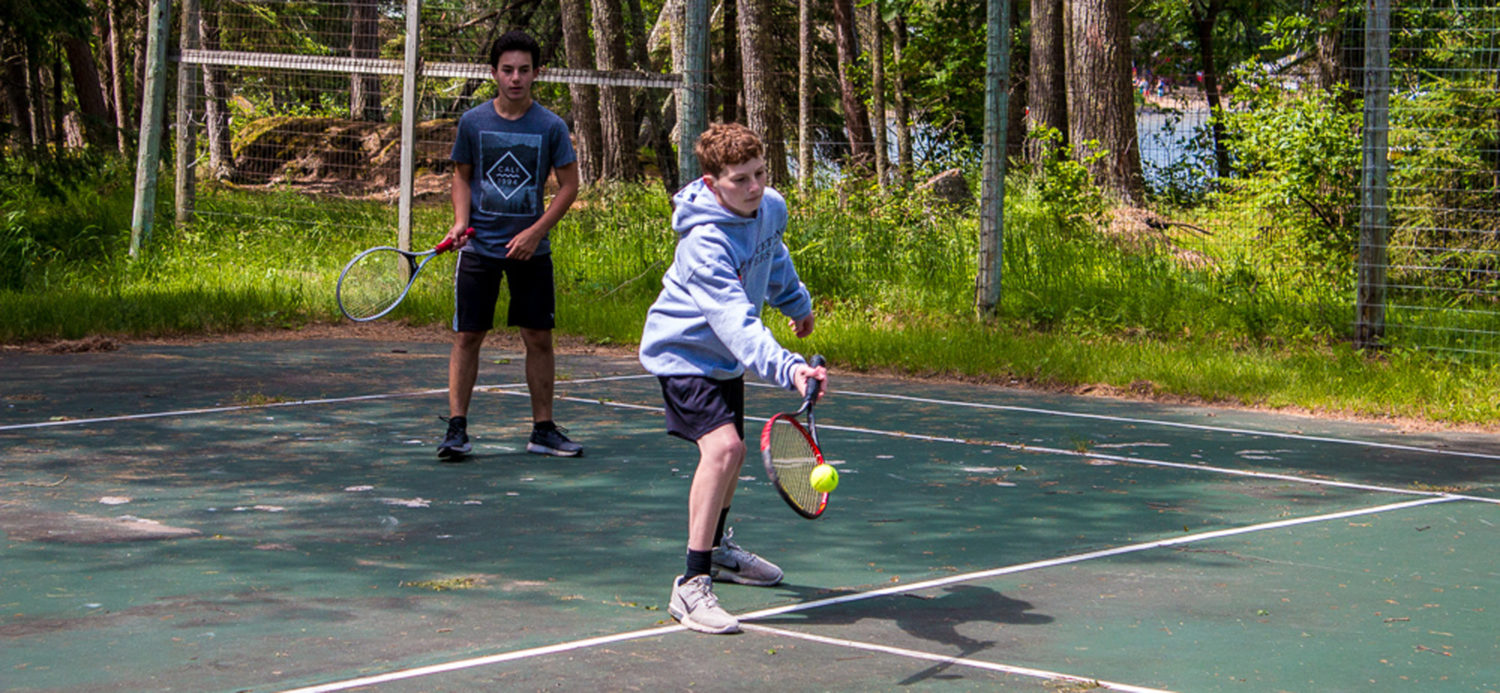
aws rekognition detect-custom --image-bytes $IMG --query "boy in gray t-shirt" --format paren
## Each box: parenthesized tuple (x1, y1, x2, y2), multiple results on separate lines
(437, 30, 581, 461)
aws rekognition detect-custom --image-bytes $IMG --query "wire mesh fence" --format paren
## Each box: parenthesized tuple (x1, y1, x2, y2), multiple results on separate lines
(164, 0, 1500, 357)
(1379, 2, 1500, 355)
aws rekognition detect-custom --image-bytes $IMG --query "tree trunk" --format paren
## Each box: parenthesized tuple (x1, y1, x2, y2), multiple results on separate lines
(797, 0, 812, 193)
(868, 4, 887, 190)
(27, 45, 47, 146)
(1064, 0, 1143, 203)
(1314, 1, 1344, 94)
(560, 0, 602, 185)
(592, 0, 639, 180)
(1027, 0, 1067, 163)
(132, 0, 147, 133)
(1006, 0, 1028, 160)
(4, 53, 33, 146)
(719, 0, 741, 124)
(737, 0, 788, 185)
(50, 57, 65, 147)
(832, 0, 872, 171)
(200, 0, 233, 180)
(626, 0, 676, 191)
(1190, 0, 1229, 178)
(349, 0, 382, 121)
(63, 36, 113, 147)
(92, 10, 114, 124)
(889, 13, 912, 187)
(108, 0, 130, 152)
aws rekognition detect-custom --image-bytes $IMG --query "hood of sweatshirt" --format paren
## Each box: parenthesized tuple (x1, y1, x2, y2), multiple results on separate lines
(671, 178, 758, 237)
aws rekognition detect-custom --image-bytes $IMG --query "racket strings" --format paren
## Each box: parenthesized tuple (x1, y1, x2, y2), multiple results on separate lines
(339, 249, 413, 320)
(767, 418, 823, 514)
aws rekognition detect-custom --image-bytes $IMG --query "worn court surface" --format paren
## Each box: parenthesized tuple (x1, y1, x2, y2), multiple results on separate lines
(2, 336, 1497, 692)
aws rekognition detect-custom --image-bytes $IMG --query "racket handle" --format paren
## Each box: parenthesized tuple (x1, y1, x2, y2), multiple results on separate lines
(433, 227, 475, 254)
(804, 354, 826, 403)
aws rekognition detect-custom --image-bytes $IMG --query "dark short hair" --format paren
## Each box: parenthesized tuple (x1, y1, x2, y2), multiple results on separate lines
(489, 30, 542, 69)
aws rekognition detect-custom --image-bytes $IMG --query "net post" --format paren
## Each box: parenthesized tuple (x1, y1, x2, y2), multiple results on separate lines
(1355, 0, 1391, 350)
(397, 0, 421, 255)
(974, 0, 1011, 318)
(677, 0, 708, 185)
(129, 0, 172, 258)
(174, 0, 200, 225)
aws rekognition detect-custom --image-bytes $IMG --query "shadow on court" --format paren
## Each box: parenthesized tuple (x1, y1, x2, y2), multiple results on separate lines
(1, 335, 1497, 692)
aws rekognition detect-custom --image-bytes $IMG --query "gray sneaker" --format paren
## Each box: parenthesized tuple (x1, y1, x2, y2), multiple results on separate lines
(527, 424, 583, 457)
(711, 528, 784, 586)
(668, 574, 740, 634)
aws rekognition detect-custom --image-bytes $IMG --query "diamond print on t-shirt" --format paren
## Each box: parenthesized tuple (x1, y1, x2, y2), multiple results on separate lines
(486, 151, 532, 200)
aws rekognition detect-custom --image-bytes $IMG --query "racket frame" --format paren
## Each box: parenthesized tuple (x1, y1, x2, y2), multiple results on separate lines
(336, 230, 469, 322)
(759, 354, 829, 520)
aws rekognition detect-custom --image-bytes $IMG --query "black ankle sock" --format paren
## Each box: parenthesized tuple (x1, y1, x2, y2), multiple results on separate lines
(448, 415, 467, 429)
(533, 420, 555, 431)
(713, 507, 730, 548)
(684, 549, 713, 580)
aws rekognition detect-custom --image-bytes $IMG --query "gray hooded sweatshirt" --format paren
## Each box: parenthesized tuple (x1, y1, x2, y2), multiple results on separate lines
(638, 178, 813, 390)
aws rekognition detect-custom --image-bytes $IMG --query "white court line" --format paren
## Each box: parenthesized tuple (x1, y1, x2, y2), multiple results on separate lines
(736, 496, 1456, 621)
(0, 373, 654, 432)
(741, 624, 1173, 693)
(815, 386, 1500, 462)
(272, 496, 1451, 693)
(274, 625, 684, 693)
(537, 393, 1500, 506)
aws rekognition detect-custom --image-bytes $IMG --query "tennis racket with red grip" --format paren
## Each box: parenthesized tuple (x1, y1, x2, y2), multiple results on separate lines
(336, 228, 473, 322)
(760, 355, 829, 519)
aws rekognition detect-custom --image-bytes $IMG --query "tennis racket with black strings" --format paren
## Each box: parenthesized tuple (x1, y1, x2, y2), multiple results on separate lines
(337, 228, 473, 322)
(761, 355, 832, 519)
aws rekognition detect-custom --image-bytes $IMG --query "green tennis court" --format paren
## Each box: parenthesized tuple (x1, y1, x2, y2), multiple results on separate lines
(3, 335, 1497, 692)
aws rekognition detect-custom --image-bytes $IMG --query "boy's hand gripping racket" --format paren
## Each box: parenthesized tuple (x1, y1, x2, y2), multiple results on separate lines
(337, 228, 472, 322)
(761, 355, 830, 519)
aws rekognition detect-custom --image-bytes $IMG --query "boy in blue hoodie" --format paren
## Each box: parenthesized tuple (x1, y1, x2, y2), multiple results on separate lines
(639, 123, 828, 634)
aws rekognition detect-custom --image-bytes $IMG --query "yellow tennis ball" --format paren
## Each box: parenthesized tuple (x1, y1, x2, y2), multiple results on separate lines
(809, 465, 839, 493)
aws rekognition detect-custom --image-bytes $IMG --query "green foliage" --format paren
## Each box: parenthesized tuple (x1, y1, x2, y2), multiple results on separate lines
(0, 150, 133, 291)
(1215, 75, 1361, 284)
(788, 180, 977, 316)
(899, 1, 988, 145)
(1027, 128, 1107, 235)
(1380, 4, 1500, 313)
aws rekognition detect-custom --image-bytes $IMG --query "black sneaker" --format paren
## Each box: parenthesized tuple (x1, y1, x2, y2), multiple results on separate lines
(437, 416, 471, 460)
(527, 423, 582, 457)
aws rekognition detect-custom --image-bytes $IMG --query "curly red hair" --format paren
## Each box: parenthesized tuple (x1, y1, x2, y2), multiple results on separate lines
(694, 123, 765, 177)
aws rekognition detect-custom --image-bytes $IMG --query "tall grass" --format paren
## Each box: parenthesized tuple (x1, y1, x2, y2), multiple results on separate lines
(1, 155, 1495, 425)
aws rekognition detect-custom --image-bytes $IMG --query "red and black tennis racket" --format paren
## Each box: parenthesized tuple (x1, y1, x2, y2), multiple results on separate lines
(761, 355, 830, 519)
(336, 228, 472, 322)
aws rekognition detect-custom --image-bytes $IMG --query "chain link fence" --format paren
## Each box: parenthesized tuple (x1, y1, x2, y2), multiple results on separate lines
(161, 0, 1499, 356)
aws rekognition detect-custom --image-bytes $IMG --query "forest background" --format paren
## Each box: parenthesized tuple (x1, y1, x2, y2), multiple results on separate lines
(2, 0, 1499, 426)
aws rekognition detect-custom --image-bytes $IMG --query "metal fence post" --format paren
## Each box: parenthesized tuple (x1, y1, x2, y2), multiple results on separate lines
(397, 0, 421, 253)
(129, 0, 171, 257)
(174, 0, 200, 224)
(975, 0, 1011, 317)
(678, 0, 708, 184)
(1356, 0, 1391, 348)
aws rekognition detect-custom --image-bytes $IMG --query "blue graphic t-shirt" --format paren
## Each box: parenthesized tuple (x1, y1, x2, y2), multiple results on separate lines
(450, 101, 576, 258)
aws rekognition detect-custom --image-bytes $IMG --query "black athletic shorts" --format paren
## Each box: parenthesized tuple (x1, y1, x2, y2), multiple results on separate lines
(452, 250, 555, 333)
(658, 375, 745, 442)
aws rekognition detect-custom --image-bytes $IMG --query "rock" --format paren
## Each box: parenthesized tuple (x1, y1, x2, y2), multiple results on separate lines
(919, 168, 973, 208)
